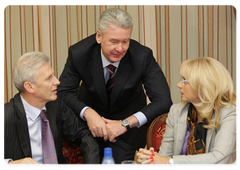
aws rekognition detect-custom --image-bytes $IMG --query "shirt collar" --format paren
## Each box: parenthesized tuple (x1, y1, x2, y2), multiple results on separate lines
(20, 94, 46, 121)
(101, 48, 120, 68)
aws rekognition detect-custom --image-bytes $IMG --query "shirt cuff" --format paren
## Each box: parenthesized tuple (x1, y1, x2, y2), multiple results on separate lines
(169, 158, 174, 164)
(133, 111, 148, 128)
(5, 159, 13, 164)
(80, 106, 91, 121)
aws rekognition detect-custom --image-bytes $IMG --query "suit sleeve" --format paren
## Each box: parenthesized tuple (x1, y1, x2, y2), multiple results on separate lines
(57, 46, 87, 117)
(140, 49, 172, 122)
(158, 105, 175, 157)
(59, 100, 100, 163)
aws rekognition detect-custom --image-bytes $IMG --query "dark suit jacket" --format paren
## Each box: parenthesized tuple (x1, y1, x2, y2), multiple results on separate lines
(58, 34, 172, 149)
(4, 93, 99, 163)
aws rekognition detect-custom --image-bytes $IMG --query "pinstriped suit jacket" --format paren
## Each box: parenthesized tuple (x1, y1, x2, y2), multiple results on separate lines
(4, 93, 100, 163)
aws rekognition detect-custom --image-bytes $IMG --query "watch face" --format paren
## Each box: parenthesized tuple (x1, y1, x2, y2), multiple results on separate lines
(122, 119, 129, 126)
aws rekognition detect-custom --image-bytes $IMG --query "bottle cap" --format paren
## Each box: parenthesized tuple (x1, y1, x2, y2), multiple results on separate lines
(104, 147, 112, 158)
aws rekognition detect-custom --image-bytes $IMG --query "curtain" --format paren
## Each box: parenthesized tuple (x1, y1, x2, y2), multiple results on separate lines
(4, 5, 236, 103)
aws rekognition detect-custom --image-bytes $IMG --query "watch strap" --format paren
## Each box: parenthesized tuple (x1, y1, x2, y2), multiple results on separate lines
(122, 120, 130, 130)
(125, 124, 130, 130)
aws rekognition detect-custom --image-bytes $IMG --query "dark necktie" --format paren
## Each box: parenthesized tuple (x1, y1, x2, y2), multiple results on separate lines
(39, 110, 58, 164)
(106, 64, 116, 102)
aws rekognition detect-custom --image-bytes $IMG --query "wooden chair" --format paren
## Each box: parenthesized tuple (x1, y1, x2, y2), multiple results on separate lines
(146, 113, 168, 152)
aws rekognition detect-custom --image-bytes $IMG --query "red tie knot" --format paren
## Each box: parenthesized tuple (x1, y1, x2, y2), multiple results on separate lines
(107, 64, 116, 73)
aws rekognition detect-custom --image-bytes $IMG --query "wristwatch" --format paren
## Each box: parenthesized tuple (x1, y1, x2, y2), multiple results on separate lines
(122, 119, 130, 130)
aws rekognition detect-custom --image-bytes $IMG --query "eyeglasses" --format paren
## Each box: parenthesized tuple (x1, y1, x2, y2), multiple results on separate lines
(181, 78, 189, 84)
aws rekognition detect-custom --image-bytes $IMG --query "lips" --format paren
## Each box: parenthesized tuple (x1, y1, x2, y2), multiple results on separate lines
(111, 50, 125, 56)
(112, 53, 123, 57)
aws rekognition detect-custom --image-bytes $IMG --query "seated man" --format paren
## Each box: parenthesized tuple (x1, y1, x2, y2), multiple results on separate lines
(4, 52, 99, 164)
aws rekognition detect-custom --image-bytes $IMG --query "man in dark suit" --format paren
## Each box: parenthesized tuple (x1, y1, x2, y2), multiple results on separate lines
(58, 8, 172, 163)
(4, 52, 99, 164)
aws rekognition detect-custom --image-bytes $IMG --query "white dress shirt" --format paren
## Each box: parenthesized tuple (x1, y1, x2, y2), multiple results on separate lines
(20, 95, 45, 164)
(80, 49, 147, 127)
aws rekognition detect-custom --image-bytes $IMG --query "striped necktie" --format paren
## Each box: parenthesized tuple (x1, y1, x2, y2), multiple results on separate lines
(106, 64, 116, 102)
(39, 110, 58, 164)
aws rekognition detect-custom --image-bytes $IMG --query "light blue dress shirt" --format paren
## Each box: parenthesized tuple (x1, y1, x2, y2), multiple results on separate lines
(80, 49, 147, 127)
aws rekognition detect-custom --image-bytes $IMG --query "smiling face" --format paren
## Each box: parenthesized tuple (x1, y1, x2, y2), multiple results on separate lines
(96, 26, 132, 63)
(30, 62, 60, 107)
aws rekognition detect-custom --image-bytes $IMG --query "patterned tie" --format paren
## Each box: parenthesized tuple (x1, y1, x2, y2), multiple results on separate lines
(106, 64, 116, 102)
(39, 110, 58, 164)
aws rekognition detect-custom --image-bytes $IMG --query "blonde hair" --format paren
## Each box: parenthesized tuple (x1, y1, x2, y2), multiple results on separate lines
(179, 57, 236, 129)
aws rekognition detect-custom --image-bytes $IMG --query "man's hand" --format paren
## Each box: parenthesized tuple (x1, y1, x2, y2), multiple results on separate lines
(8, 157, 38, 164)
(102, 117, 127, 142)
(83, 108, 108, 141)
(102, 115, 140, 142)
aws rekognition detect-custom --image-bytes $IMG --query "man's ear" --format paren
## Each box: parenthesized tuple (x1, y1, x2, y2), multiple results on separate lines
(23, 81, 34, 94)
(96, 30, 102, 44)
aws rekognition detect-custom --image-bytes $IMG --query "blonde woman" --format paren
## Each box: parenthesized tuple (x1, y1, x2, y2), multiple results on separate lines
(137, 57, 236, 164)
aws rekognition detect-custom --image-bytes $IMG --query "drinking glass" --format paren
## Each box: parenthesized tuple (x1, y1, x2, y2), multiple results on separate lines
(121, 160, 137, 165)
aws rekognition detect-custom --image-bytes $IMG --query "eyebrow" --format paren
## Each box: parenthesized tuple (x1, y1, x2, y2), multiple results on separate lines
(110, 38, 130, 42)
(44, 69, 54, 80)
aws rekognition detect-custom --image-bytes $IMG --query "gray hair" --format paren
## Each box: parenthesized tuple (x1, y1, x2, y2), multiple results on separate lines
(13, 51, 50, 92)
(98, 8, 133, 35)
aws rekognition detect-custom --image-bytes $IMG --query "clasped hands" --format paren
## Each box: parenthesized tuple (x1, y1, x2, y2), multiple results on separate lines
(84, 108, 127, 142)
(136, 147, 171, 164)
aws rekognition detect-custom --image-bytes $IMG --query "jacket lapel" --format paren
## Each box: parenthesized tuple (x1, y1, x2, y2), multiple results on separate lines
(14, 93, 32, 158)
(205, 111, 216, 152)
(175, 103, 216, 154)
(88, 46, 109, 110)
(88, 46, 132, 110)
(175, 103, 189, 155)
(45, 102, 57, 140)
(111, 52, 132, 109)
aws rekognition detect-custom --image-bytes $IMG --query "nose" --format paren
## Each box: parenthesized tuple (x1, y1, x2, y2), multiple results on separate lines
(53, 76, 60, 86)
(177, 81, 182, 89)
(115, 43, 123, 53)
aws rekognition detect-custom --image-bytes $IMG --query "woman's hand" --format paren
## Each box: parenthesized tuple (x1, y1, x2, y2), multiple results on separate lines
(136, 147, 171, 164)
(136, 147, 155, 164)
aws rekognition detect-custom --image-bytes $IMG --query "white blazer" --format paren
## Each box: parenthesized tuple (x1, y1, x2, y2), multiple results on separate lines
(159, 103, 236, 164)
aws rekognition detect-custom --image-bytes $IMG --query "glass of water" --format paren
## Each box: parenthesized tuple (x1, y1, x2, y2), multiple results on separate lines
(121, 160, 136, 164)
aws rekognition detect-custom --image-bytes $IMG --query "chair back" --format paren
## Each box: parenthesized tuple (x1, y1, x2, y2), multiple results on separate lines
(146, 113, 168, 152)
(62, 139, 83, 164)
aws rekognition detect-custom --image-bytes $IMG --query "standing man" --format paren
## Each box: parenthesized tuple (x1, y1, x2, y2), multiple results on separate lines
(4, 52, 99, 164)
(58, 8, 172, 163)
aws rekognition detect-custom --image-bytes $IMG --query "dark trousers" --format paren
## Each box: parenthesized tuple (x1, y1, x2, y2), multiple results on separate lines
(97, 137, 136, 164)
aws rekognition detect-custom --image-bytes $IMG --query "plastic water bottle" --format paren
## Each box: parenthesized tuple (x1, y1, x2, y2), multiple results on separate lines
(102, 147, 115, 164)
